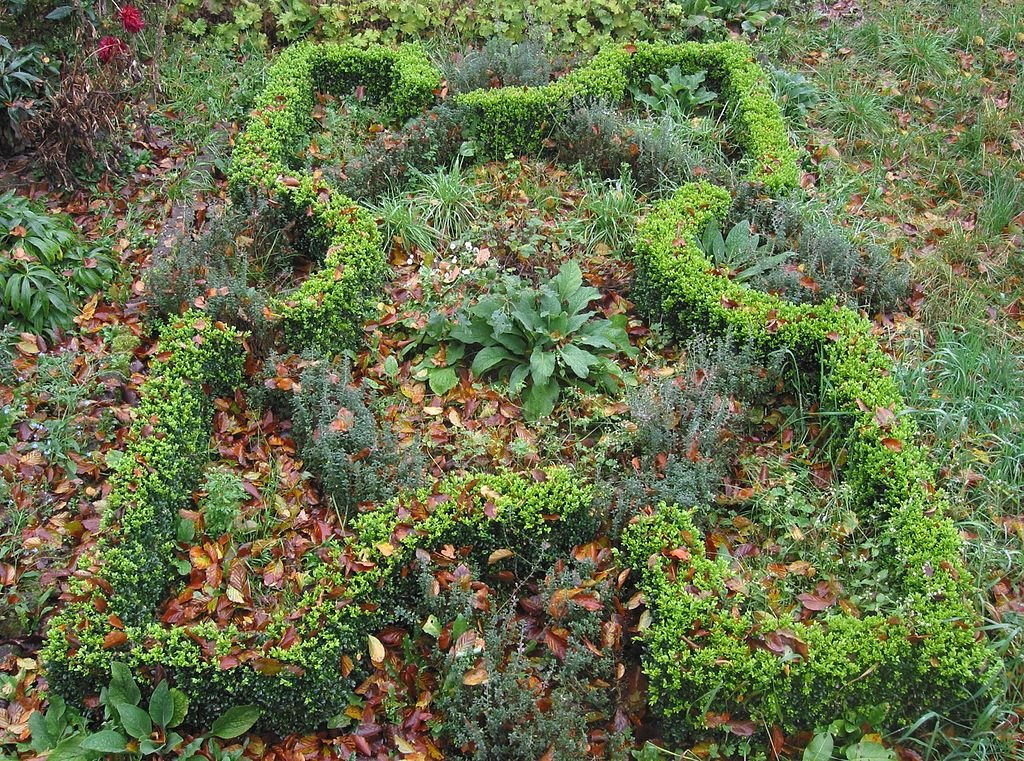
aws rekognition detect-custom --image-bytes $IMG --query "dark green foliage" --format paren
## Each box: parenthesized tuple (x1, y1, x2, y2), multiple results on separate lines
(0, 191, 116, 335)
(288, 356, 424, 514)
(0, 37, 55, 153)
(428, 563, 617, 760)
(406, 260, 634, 418)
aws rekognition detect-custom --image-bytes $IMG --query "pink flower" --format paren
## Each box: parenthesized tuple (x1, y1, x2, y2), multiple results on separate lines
(98, 36, 128, 64)
(119, 4, 145, 34)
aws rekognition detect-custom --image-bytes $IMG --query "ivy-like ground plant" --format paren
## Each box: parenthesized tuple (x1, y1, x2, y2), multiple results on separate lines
(42, 38, 993, 747)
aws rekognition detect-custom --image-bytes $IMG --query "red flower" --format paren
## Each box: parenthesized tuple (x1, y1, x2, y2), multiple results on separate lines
(98, 36, 128, 64)
(119, 4, 145, 34)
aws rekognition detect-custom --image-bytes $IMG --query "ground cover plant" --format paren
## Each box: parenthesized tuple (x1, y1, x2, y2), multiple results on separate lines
(1, 1, 1023, 760)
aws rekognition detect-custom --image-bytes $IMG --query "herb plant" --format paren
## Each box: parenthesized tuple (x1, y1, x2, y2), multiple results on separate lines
(631, 66, 718, 118)
(420, 261, 635, 419)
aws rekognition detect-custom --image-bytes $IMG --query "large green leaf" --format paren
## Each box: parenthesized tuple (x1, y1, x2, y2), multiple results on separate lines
(169, 688, 190, 729)
(529, 346, 556, 386)
(471, 345, 513, 376)
(523, 378, 560, 420)
(802, 733, 833, 761)
(107, 662, 141, 710)
(552, 260, 583, 301)
(148, 680, 174, 729)
(210, 705, 262, 739)
(559, 344, 597, 379)
(428, 366, 459, 396)
(80, 730, 129, 754)
(116, 702, 153, 741)
(508, 363, 530, 395)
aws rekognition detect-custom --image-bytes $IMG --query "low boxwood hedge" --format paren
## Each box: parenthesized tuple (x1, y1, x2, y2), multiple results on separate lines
(623, 181, 991, 737)
(43, 38, 990, 744)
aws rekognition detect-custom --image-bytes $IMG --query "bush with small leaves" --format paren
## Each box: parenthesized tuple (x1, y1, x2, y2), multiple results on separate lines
(288, 356, 424, 515)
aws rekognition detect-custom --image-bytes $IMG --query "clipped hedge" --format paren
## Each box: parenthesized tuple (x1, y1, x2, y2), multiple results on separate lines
(227, 40, 796, 356)
(228, 42, 440, 354)
(623, 182, 992, 737)
(45, 39, 983, 744)
(458, 40, 798, 190)
(42, 312, 594, 733)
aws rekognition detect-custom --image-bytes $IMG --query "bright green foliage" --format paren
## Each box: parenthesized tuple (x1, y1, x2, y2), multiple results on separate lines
(458, 40, 798, 190)
(228, 39, 794, 356)
(352, 466, 597, 574)
(625, 181, 992, 738)
(229, 43, 440, 354)
(0, 191, 116, 335)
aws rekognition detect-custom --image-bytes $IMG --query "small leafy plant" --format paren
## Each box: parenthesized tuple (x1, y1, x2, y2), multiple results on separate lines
(412, 261, 634, 419)
(199, 466, 247, 538)
(23, 662, 261, 760)
(631, 66, 717, 118)
(697, 217, 792, 283)
(0, 190, 115, 335)
(0, 36, 55, 153)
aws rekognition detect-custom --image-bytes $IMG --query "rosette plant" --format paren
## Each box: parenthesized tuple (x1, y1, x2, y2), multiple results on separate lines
(449, 260, 635, 419)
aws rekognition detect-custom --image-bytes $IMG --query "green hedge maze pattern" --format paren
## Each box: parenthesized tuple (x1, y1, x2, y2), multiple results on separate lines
(43, 40, 990, 740)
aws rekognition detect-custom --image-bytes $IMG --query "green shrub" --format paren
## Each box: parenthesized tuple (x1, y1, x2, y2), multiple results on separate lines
(427, 562, 616, 760)
(457, 40, 797, 191)
(444, 37, 554, 94)
(287, 355, 424, 516)
(630, 65, 717, 118)
(0, 37, 56, 153)
(144, 203, 282, 344)
(229, 42, 440, 354)
(0, 191, 116, 335)
(352, 467, 597, 577)
(555, 102, 731, 193)
(408, 260, 635, 418)
(626, 181, 991, 740)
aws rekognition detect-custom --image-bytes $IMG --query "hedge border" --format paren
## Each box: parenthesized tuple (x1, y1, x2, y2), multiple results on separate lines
(227, 42, 441, 354)
(622, 182, 991, 735)
(227, 40, 797, 355)
(45, 39, 987, 742)
(457, 40, 798, 191)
